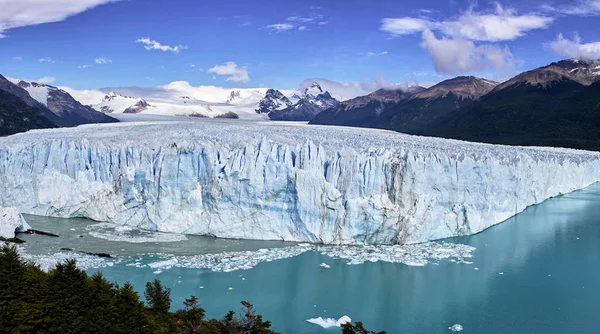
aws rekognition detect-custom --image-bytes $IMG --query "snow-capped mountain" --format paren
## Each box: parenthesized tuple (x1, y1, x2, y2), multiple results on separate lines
(63, 84, 275, 119)
(62, 80, 341, 121)
(255, 89, 293, 114)
(0, 74, 58, 136)
(11, 79, 117, 126)
(267, 82, 340, 121)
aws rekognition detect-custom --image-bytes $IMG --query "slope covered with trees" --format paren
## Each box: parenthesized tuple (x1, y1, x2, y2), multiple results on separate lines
(0, 244, 384, 334)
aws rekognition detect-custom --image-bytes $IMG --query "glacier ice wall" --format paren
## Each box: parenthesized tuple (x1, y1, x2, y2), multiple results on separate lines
(0, 207, 31, 239)
(1, 120, 599, 245)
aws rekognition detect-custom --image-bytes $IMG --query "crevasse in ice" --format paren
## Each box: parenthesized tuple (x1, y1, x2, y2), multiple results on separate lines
(1, 120, 599, 245)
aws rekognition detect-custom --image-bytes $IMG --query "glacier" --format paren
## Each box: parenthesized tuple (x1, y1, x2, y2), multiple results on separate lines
(1, 119, 600, 245)
(0, 207, 31, 239)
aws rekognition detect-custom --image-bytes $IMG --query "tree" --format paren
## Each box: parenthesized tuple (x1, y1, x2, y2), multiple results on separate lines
(144, 279, 172, 314)
(174, 296, 206, 333)
(342, 321, 387, 334)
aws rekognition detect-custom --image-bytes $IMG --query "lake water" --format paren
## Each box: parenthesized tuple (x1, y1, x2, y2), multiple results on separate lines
(17, 183, 600, 333)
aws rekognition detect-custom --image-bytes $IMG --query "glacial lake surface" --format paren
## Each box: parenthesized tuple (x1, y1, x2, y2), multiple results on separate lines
(18, 183, 600, 333)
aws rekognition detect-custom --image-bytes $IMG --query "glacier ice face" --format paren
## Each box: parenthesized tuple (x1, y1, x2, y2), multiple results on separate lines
(0, 207, 31, 239)
(1, 119, 600, 245)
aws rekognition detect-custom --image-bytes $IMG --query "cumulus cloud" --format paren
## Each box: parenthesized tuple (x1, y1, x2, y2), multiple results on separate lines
(95, 57, 112, 64)
(381, 5, 535, 75)
(0, 0, 120, 37)
(420, 29, 516, 75)
(381, 5, 552, 42)
(78, 64, 93, 69)
(37, 76, 55, 84)
(39, 57, 55, 63)
(135, 37, 187, 53)
(265, 23, 295, 32)
(208, 62, 250, 83)
(550, 34, 600, 59)
(367, 51, 389, 57)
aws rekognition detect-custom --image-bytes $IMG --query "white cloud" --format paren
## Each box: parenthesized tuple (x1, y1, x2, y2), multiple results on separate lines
(135, 37, 187, 53)
(381, 5, 552, 42)
(95, 57, 112, 64)
(298, 77, 414, 101)
(78, 64, 93, 69)
(286, 16, 315, 23)
(265, 23, 295, 32)
(420, 29, 516, 75)
(543, 0, 600, 16)
(37, 76, 55, 84)
(208, 62, 250, 83)
(39, 57, 55, 63)
(367, 51, 389, 57)
(13, 56, 22, 61)
(550, 34, 600, 60)
(0, 0, 120, 37)
(267, 13, 326, 32)
(381, 17, 432, 35)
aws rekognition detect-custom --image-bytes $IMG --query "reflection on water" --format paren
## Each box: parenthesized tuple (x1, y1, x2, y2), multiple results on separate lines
(18, 183, 600, 333)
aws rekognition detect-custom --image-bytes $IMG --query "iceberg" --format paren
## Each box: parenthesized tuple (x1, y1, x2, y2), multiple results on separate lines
(1, 120, 600, 245)
(306, 315, 352, 328)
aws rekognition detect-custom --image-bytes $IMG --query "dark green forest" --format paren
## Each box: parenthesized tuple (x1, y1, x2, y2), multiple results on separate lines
(0, 244, 384, 334)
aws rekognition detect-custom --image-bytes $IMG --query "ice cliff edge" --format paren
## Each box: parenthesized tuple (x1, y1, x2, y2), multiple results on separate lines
(1, 120, 599, 245)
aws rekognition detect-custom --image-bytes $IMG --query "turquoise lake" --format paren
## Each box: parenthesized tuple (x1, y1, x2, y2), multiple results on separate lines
(18, 183, 600, 333)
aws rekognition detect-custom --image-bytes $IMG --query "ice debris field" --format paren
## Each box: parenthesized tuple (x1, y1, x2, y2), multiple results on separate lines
(1, 119, 600, 245)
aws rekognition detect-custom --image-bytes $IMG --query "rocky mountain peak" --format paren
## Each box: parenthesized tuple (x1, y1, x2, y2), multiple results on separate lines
(303, 82, 324, 97)
(226, 90, 242, 103)
(412, 76, 498, 100)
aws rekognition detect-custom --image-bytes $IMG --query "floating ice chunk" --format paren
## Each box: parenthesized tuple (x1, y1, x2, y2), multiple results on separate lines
(123, 242, 475, 273)
(88, 223, 187, 243)
(306, 315, 351, 328)
(474, 267, 479, 270)
(148, 258, 178, 270)
(317, 242, 475, 267)
(17, 247, 119, 272)
(228, 287, 233, 290)
(499, 272, 504, 275)
(449, 324, 463, 332)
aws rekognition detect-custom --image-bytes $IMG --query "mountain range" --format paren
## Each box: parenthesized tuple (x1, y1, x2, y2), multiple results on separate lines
(62, 80, 342, 121)
(311, 59, 600, 151)
(1, 59, 599, 151)
(0, 75, 117, 136)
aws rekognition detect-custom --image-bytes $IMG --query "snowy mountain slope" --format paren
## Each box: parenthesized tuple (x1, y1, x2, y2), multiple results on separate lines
(63, 84, 281, 119)
(1, 120, 599, 245)
(10, 79, 117, 126)
(63, 80, 341, 121)
(268, 82, 340, 121)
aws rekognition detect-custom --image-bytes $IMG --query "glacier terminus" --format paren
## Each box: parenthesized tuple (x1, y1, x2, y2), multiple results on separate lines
(1, 119, 599, 245)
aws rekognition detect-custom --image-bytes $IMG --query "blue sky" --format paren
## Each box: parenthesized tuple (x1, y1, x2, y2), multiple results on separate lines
(1, 0, 599, 90)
